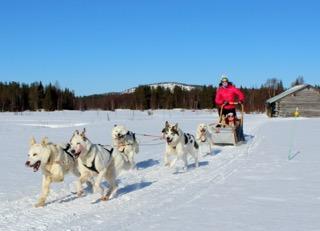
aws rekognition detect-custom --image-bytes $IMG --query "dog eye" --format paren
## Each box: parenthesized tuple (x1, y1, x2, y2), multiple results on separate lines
(77, 142, 80, 145)
(33, 153, 37, 156)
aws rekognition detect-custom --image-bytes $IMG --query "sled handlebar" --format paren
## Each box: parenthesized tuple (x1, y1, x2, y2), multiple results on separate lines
(219, 102, 244, 126)
(223, 101, 241, 105)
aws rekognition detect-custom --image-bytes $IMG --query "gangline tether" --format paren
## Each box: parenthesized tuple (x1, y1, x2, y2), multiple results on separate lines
(98, 132, 165, 148)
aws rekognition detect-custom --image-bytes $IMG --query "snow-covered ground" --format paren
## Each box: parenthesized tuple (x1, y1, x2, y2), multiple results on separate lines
(0, 110, 319, 231)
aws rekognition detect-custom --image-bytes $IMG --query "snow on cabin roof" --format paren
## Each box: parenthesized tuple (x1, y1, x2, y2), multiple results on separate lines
(266, 84, 310, 104)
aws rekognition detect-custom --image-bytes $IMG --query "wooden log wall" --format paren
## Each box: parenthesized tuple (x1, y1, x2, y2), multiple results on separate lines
(278, 87, 320, 117)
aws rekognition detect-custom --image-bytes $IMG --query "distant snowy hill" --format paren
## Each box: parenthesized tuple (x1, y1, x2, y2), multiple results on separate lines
(123, 82, 204, 93)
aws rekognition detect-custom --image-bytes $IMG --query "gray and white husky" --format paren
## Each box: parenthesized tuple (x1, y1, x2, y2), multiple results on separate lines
(162, 121, 199, 170)
(25, 137, 80, 207)
(69, 129, 117, 201)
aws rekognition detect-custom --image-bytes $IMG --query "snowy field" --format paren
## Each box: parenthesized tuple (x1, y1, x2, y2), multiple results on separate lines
(0, 110, 319, 231)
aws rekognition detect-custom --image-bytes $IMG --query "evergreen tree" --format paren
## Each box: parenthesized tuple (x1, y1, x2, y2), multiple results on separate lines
(291, 76, 305, 87)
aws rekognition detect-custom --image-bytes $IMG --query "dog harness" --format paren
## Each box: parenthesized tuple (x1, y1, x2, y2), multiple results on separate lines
(82, 146, 113, 174)
(63, 143, 75, 161)
(83, 153, 99, 174)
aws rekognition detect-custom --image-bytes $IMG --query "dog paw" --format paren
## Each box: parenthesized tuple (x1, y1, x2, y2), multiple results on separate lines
(100, 195, 110, 201)
(77, 190, 84, 197)
(34, 201, 45, 208)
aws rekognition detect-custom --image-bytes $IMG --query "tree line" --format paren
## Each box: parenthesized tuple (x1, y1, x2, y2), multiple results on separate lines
(77, 85, 216, 111)
(77, 83, 283, 113)
(0, 77, 317, 112)
(0, 81, 75, 111)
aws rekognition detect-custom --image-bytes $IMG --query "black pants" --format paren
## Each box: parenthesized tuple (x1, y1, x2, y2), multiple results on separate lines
(218, 108, 237, 117)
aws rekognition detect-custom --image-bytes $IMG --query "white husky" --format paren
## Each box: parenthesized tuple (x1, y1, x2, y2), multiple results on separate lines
(112, 125, 139, 169)
(196, 123, 214, 156)
(162, 121, 199, 170)
(25, 137, 80, 207)
(69, 129, 117, 201)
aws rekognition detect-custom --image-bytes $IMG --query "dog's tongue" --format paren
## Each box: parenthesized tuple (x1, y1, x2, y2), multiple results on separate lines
(33, 162, 40, 172)
(75, 151, 81, 157)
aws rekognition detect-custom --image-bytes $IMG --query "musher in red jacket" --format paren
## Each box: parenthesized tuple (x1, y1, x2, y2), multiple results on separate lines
(215, 76, 244, 118)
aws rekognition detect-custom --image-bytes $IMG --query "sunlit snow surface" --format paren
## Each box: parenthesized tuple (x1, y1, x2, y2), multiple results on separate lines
(0, 110, 319, 231)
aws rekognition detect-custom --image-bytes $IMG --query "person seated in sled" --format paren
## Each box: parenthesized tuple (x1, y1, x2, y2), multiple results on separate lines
(224, 112, 240, 128)
(215, 112, 240, 130)
(214, 75, 245, 120)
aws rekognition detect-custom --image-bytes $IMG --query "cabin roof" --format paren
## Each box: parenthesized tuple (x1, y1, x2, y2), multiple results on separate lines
(266, 84, 311, 104)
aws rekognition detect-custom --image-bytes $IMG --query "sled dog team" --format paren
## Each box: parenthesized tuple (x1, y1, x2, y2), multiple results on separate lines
(25, 121, 214, 207)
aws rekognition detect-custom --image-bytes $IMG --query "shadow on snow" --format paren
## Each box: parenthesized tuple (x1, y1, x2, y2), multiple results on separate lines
(117, 181, 155, 197)
(136, 159, 160, 170)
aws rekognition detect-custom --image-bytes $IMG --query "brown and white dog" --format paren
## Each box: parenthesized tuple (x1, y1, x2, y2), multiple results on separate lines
(25, 137, 80, 207)
(112, 125, 139, 169)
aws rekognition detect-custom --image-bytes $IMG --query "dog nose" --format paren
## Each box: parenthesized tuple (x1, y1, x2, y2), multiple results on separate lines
(71, 149, 75, 154)
(166, 137, 170, 141)
(25, 161, 30, 166)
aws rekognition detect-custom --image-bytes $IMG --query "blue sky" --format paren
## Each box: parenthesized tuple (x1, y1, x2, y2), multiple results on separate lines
(0, 0, 319, 96)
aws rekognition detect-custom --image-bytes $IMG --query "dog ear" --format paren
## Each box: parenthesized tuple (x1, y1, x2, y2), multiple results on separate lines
(173, 123, 178, 129)
(114, 124, 117, 127)
(165, 121, 169, 127)
(80, 128, 87, 141)
(81, 128, 86, 137)
(30, 137, 36, 146)
(41, 137, 49, 146)
(82, 132, 87, 140)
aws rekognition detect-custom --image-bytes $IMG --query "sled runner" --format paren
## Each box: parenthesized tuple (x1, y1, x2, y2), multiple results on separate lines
(210, 102, 245, 145)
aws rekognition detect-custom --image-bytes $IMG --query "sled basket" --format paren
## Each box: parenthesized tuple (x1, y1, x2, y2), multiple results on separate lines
(210, 103, 245, 146)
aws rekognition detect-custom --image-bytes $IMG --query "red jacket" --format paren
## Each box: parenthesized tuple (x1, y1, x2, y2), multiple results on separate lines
(215, 84, 245, 109)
